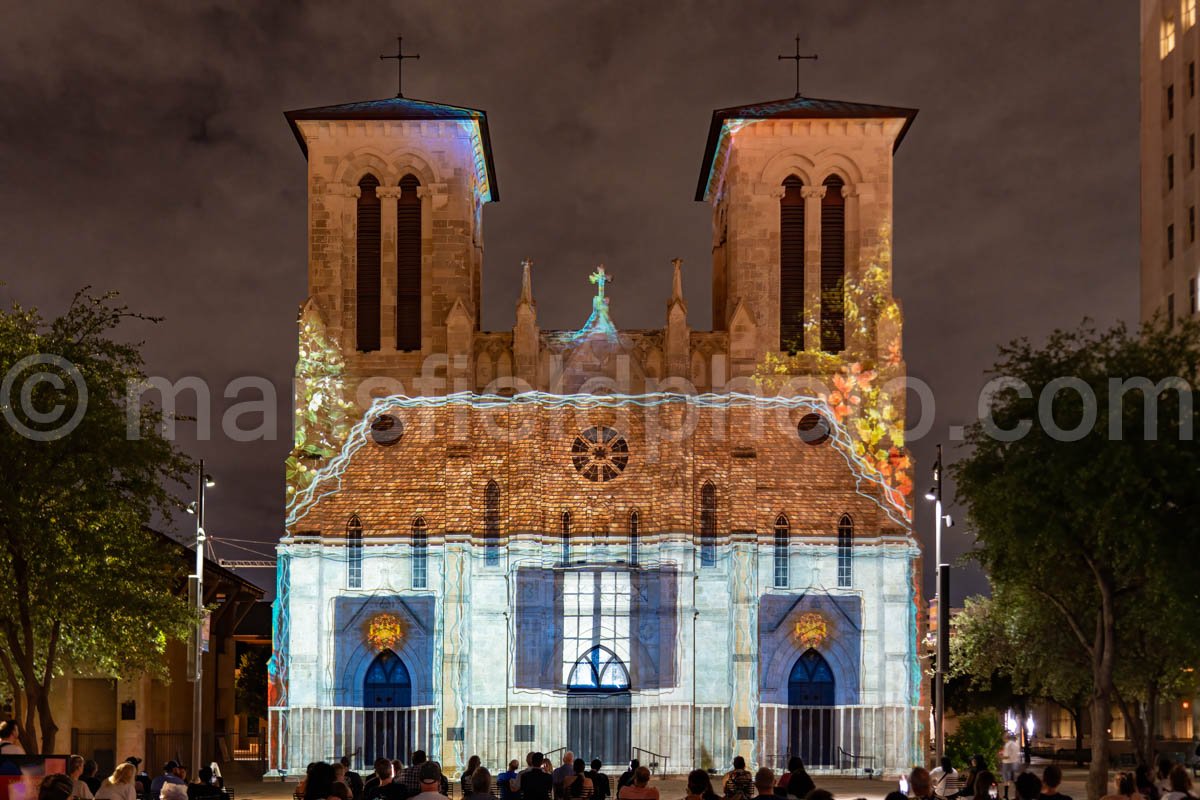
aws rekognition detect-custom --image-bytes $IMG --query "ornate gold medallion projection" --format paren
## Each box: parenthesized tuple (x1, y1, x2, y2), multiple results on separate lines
(571, 426, 629, 482)
(366, 613, 405, 651)
(793, 612, 828, 649)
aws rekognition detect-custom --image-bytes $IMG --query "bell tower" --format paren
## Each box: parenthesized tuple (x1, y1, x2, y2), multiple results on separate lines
(285, 94, 499, 389)
(696, 95, 915, 361)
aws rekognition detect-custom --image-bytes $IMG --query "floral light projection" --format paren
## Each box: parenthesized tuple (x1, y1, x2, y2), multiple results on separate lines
(366, 613, 406, 652)
(286, 306, 355, 501)
(754, 226, 912, 508)
(794, 612, 829, 649)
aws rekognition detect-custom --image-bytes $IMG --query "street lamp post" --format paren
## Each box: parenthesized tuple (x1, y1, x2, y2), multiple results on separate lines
(188, 460, 215, 779)
(925, 444, 951, 763)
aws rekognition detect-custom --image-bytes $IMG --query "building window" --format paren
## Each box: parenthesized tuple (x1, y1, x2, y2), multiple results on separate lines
(1169, 85, 1176, 120)
(1190, 135, 1195, 171)
(820, 175, 846, 353)
(561, 512, 572, 565)
(779, 175, 806, 353)
(1169, 293, 1177, 327)
(1187, 0, 1197, 30)
(411, 518, 428, 589)
(837, 515, 853, 588)
(629, 510, 640, 566)
(410, 520, 429, 587)
(396, 174, 422, 351)
(347, 515, 363, 589)
(1191, 207, 1196, 243)
(773, 515, 790, 588)
(1169, 154, 1175, 190)
(1163, 15, 1177, 59)
(700, 482, 717, 567)
(1190, 276, 1198, 314)
(484, 480, 500, 566)
(356, 175, 382, 352)
(1169, 224, 1176, 260)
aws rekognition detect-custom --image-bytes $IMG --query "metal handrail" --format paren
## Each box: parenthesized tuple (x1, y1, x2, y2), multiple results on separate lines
(836, 746, 876, 778)
(631, 747, 669, 775)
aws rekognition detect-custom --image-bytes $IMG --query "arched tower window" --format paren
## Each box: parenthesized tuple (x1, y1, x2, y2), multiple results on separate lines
(561, 511, 572, 565)
(837, 514, 853, 587)
(347, 515, 363, 589)
(356, 175, 381, 352)
(411, 517, 428, 589)
(780, 175, 806, 353)
(629, 511, 640, 567)
(484, 480, 500, 566)
(820, 174, 846, 353)
(396, 174, 422, 351)
(700, 482, 717, 567)
(773, 514, 790, 588)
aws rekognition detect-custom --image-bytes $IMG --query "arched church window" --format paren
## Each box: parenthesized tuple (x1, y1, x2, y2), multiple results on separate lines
(837, 514, 853, 587)
(780, 175, 806, 353)
(774, 515, 790, 588)
(411, 517, 428, 589)
(356, 175, 382, 352)
(396, 174, 422, 351)
(629, 510, 640, 567)
(561, 512, 572, 565)
(568, 645, 630, 691)
(347, 515, 363, 589)
(484, 481, 500, 566)
(700, 482, 717, 567)
(820, 175, 846, 353)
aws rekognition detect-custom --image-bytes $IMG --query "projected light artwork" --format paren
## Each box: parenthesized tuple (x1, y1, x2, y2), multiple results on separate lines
(271, 70, 924, 778)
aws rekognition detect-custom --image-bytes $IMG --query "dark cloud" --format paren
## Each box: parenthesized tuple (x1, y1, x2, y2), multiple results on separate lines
(0, 1, 1138, 601)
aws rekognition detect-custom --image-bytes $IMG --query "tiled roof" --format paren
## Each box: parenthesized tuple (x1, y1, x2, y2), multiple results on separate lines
(285, 96, 500, 200)
(695, 94, 918, 200)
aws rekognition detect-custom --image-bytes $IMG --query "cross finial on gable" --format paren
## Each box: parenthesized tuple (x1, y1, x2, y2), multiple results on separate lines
(589, 265, 611, 298)
(379, 35, 420, 98)
(778, 34, 818, 98)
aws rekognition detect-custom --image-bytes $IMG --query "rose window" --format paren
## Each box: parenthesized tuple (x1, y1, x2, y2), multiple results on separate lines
(571, 426, 629, 482)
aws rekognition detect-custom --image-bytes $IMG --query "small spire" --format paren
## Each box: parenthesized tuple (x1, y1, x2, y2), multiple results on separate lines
(518, 258, 535, 306)
(670, 257, 684, 304)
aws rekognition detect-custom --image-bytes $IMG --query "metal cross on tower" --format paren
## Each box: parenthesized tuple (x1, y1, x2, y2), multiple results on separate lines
(778, 34, 818, 97)
(380, 35, 420, 98)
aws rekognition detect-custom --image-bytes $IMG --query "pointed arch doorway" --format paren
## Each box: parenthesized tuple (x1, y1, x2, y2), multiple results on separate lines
(787, 649, 836, 767)
(363, 649, 413, 763)
(567, 646, 631, 766)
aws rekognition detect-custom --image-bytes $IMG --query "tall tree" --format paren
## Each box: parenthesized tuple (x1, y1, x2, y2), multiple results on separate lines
(952, 318, 1200, 800)
(0, 291, 194, 753)
(950, 592, 1092, 760)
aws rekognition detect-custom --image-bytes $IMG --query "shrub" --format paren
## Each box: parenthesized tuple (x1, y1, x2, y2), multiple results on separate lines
(946, 713, 1006, 772)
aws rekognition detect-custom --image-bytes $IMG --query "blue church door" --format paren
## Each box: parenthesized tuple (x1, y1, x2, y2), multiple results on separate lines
(363, 649, 413, 763)
(787, 649, 836, 768)
(567, 646, 631, 767)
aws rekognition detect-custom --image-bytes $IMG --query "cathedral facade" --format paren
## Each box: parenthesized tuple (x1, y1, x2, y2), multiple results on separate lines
(269, 87, 923, 776)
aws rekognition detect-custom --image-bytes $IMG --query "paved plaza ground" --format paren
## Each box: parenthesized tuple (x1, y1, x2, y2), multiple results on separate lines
(226, 765, 1095, 800)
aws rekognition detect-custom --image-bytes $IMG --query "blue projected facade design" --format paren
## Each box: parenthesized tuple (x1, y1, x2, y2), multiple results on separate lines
(271, 79, 923, 777)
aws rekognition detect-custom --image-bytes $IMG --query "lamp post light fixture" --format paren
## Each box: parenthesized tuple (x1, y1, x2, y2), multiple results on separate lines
(927, 444, 953, 763)
(189, 459, 215, 779)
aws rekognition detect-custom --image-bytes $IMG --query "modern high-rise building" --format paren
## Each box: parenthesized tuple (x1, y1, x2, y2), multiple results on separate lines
(1142, 0, 1200, 323)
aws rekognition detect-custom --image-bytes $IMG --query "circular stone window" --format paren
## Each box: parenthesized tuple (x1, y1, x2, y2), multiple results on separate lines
(797, 413, 831, 446)
(571, 426, 630, 482)
(369, 414, 404, 446)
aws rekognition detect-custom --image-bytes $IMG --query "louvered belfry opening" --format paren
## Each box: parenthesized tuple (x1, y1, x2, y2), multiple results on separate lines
(396, 174, 423, 351)
(355, 175, 382, 352)
(780, 175, 806, 353)
(820, 174, 846, 353)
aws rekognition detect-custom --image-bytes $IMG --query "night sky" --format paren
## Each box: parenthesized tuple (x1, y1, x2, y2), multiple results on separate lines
(0, 2, 1138, 601)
